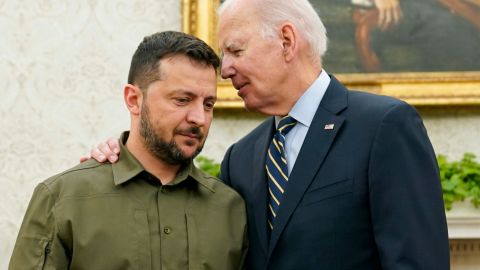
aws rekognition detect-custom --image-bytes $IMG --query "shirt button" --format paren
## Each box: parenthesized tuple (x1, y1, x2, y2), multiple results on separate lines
(164, 227, 172, 234)
(161, 187, 167, 193)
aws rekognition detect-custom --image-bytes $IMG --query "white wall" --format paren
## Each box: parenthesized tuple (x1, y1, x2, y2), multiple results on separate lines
(421, 110, 480, 161)
(0, 0, 180, 267)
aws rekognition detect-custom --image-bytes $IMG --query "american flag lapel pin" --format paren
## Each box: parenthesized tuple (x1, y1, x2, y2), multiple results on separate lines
(324, 123, 334, 130)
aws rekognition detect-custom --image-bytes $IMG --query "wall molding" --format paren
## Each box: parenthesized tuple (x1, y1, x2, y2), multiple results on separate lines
(447, 201, 480, 239)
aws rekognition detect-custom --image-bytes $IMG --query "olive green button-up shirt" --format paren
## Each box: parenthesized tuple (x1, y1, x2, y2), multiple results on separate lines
(9, 134, 248, 270)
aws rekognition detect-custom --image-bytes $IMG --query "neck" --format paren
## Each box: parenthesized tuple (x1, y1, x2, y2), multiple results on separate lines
(126, 130, 181, 185)
(266, 64, 322, 116)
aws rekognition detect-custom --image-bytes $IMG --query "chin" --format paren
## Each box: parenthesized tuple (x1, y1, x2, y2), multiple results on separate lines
(243, 100, 262, 113)
(178, 147, 195, 157)
(180, 145, 201, 158)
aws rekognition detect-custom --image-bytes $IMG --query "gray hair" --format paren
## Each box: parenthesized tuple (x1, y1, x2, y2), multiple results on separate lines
(219, 0, 327, 66)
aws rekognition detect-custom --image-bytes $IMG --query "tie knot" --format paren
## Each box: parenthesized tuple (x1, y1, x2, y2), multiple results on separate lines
(277, 115, 297, 135)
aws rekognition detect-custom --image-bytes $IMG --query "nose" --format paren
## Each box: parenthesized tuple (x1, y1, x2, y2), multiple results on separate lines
(186, 102, 207, 127)
(221, 55, 235, 79)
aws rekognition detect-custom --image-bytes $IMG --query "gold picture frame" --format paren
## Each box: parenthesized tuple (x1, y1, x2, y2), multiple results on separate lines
(182, 0, 480, 108)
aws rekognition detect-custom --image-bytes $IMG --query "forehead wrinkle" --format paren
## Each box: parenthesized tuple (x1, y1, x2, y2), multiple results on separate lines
(170, 89, 197, 97)
(170, 89, 217, 100)
(220, 13, 262, 50)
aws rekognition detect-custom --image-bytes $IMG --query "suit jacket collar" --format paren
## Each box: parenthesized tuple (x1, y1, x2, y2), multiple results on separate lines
(319, 75, 348, 114)
(266, 75, 348, 259)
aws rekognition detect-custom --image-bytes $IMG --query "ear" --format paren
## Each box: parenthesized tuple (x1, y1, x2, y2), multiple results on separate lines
(279, 22, 297, 62)
(124, 84, 143, 116)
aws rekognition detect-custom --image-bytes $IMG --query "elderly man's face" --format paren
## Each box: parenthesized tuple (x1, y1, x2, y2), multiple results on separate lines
(218, 3, 289, 114)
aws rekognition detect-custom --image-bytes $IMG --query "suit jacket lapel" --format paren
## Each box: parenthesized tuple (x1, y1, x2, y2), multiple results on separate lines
(267, 76, 348, 257)
(251, 117, 275, 256)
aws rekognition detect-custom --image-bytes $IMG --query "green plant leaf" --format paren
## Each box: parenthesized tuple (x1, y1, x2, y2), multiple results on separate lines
(439, 153, 480, 210)
(194, 156, 221, 177)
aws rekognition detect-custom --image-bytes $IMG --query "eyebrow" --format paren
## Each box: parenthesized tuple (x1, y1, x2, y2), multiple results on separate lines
(220, 43, 237, 61)
(170, 90, 217, 101)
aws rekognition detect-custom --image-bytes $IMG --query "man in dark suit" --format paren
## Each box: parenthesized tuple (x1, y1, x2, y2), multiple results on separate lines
(217, 0, 448, 269)
(88, 0, 450, 269)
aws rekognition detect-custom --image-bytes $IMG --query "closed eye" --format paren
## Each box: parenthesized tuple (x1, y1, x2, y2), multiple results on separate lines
(174, 97, 191, 105)
(231, 49, 243, 57)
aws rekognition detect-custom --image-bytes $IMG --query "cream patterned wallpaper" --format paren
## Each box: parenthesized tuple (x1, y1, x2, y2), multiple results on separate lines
(0, 0, 180, 267)
(2, 0, 480, 268)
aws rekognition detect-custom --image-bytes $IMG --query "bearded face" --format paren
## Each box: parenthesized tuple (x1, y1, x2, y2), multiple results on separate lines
(139, 102, 205, 166)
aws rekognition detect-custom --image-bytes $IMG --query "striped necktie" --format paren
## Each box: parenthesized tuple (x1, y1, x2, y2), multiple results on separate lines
(266, 115, 297, 231)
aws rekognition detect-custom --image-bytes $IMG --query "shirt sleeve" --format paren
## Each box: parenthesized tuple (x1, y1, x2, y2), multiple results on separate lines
(238, 223, 249, 270)
(9, 183, 69, 269)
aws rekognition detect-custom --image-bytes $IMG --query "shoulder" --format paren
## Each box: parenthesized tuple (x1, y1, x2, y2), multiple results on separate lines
(41, 159, 115, 198)
(349, 90, 405, 110)
(346, 90, 419, 122)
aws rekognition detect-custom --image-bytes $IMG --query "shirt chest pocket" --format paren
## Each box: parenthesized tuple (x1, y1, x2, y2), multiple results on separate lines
(58, 198, 152, 270)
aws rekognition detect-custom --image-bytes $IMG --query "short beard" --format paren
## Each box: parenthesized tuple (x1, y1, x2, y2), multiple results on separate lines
(139, 103, 204, 166)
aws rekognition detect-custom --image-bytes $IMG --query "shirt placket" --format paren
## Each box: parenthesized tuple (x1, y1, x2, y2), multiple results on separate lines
(157, 183, 189, 270)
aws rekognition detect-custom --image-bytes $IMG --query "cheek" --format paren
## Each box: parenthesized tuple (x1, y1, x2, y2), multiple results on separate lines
(202, 114, 212, 132)
(203, 123, 211, 137)
(257, 66, 285, 92)
(242, 59, 272, 84)
(155, 118, 182, 137)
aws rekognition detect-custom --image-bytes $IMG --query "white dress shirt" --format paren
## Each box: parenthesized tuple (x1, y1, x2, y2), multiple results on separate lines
(274, 70, 331, 175)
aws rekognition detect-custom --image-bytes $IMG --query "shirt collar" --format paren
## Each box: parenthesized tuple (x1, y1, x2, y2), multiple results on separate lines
(112, 132, 144, 186)
(112, 131, 213, 190)
(276, 69, 330, 127)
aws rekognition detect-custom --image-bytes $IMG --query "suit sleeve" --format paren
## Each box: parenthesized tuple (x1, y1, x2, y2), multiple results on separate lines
(9, 183, 69, 269)
(368, 102, 449, 270)
(220, 144, 235, 186)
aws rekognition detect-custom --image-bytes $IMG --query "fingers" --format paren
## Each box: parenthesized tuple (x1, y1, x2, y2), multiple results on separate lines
(91, 146, 108, 163)
(378, 9, 387, 31)
(99, 142, 118, 163)
(79, 153, 91, 163)
(107, 138, 120, 154)
(392, 5, 403, 26)
(375, 0, 402, 31)
(81, 138, 120, 164)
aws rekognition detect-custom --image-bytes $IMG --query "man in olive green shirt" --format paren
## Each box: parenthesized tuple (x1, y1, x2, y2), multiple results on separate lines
(9, 31, 247, 270)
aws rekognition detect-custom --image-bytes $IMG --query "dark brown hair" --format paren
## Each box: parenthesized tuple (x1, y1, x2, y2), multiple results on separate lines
(127, 31, 219, 90)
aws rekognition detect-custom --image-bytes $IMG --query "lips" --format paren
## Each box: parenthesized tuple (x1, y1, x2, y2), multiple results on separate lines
(184, 133, 200, 139)
(233, 82, 249, 98)
(178, 132, 201, 140)
(232, 79, 248, 90)
(176, 127, 204, 141)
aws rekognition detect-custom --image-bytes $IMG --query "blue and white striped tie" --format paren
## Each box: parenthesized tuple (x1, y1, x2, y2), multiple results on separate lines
(266, 115, 297, 231)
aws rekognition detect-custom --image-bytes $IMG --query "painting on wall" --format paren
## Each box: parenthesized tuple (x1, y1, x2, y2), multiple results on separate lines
(313, 0, 480, 73)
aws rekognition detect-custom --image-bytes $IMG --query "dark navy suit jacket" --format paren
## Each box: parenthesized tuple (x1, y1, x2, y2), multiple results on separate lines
(220, 76, 449, 270)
